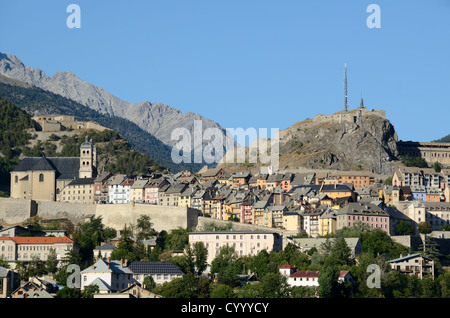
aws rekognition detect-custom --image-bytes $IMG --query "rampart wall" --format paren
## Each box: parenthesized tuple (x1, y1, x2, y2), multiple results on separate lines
(0, 198, 200, 233)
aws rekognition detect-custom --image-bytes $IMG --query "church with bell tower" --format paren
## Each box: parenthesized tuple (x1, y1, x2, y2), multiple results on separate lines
(10, 136, 98, 203)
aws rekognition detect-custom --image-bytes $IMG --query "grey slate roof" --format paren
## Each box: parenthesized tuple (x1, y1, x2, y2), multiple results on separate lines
(81, 259, 133, 274)
(94, 242, 116, 251)
(387, 253, 429, 263)
(0, 266, 9, 278)
(67, 177, 96, 186)
(12, 157, 80, 180)
(90, 277, 111, 291)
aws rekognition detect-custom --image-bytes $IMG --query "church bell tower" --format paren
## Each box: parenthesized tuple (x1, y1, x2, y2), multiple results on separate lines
(79, 136, 97, 178)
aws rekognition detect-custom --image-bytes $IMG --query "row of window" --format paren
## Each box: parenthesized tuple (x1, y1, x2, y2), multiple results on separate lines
(63, 196, 92, 201)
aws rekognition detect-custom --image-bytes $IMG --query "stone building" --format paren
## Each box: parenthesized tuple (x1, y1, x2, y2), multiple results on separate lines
(10, 137, 97, 202)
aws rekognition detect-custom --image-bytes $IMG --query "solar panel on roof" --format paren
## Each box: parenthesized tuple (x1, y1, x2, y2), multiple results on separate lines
(128, 261, 184, 275)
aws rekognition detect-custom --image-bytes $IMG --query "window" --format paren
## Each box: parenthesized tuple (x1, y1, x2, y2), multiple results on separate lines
(39, 173, 44, 182)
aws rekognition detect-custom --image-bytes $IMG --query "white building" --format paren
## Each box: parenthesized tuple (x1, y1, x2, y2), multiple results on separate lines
(80, 259, 134, 293)
(279, 264, 353, 288)
(127, 261, 184, 286)
(107, 174, 132, 204)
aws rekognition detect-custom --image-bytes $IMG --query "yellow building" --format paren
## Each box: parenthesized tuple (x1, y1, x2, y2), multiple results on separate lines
(130, 179, 148, 204)
(319, 208, 338, 236)
(319, 184, 354, 200)
(178, 185, 199, 208)
(283, 211, 301, 232)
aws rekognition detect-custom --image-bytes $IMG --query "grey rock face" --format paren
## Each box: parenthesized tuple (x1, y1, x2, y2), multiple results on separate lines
(279, 112, 399, 174)
(0, 52, 234, 150)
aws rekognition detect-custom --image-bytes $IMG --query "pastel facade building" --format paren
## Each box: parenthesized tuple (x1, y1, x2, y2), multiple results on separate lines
(188, 231, 283, 265)
(0, 235, 74, 268)
(337, 202, 390, 233)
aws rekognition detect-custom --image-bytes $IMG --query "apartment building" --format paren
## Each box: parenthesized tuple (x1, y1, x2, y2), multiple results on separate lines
(188, 231, 283, 265)
(337, 202, 390, 233)
(107, 174, 128, 204)
(0, 235, 74, 267)
(60, 177, 95, 204)
(387, 254, 434, 279)
(130, 179, 148, 204)
(144, 177, 169, 205)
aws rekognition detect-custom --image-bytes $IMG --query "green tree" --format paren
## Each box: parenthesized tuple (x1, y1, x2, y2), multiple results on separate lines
(0, 256, 9, 269)
(136, 214, 157, 241)
(165, 228, 190, 251)
(401, 156, 428, 168)
(248, 249, 271, 279)
(28, 256, 46, 277)
(433, 161, 442, 173)
(384, 176, 393, 186)
(420, 236, 441, 261)
(56, 287, 82, 298)
(192, 242, 208, 276)
(325, 237, 353, 267)
(143, 275, 157, 291)
(318, 266, 340, 298)
(256, 272, 291, 298)
(82, 284, 100, 298)
(45, 248, 58, 274)
(395, 221, 413, 235)
(418, 222, 432, 235)
(154, 272, 199, 298)
(210, 283, 236, 298)
(110, 225, 137, 261)
(210, 245, 242, 287)
(53, 265, 71, 286)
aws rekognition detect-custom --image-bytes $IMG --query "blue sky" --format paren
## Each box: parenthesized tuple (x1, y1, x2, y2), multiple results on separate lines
(1, 0, 450, 142)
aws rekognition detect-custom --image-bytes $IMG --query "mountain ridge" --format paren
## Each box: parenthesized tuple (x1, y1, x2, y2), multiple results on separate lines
(0, 52, 235, 149)
(0, 76, 204, 173)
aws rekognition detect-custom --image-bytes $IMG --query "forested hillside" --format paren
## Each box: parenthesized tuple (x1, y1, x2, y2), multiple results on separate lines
(435, 134, 450, 143)
(0, 97, 34, 186)
(0, 81, 204, 173)
(0, 97, 167, 188)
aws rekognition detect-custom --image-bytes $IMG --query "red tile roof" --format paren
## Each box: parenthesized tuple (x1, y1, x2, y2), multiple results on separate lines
(290, 270, 320, 278)
(279, 263, 296, 269)
(0, 236, 73, 244)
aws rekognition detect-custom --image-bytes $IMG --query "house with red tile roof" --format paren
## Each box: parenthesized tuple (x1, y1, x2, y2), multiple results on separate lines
(279, 264, 353, 288)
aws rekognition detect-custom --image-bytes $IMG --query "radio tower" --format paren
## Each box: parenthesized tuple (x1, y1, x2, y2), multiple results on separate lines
(344, 63, 348, 111)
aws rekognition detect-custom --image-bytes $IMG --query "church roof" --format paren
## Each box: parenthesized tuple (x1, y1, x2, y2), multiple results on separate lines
(33, 157, 55, 171)
(12, 157, 80, 180)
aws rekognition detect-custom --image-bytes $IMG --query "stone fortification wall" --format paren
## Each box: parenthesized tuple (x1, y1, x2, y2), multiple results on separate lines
(95, 203, 200, 232)
(0, 198, 200, 232)
(312, 108, 386, 125)
(391, 235, 422, 250)
(36, 200, 96, 221)
(0, 198, 37, 225)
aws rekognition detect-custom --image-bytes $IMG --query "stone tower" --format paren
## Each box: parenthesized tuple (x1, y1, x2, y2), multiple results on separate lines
(79, 136, 97, 178)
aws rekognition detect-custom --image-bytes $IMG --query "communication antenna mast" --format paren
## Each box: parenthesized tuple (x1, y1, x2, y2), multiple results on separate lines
(344, 63, 348, 111)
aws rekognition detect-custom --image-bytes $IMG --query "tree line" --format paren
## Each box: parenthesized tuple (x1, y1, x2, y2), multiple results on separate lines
(11, 216, 447, 299)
